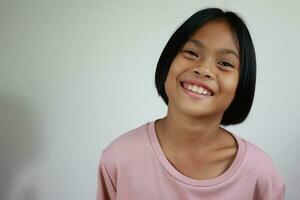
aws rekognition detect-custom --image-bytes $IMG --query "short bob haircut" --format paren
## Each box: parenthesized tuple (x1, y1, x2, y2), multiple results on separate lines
(155, 8, 256, 126)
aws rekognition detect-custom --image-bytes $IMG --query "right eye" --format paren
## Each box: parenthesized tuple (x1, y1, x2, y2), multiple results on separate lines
(182, 49, 199, 58)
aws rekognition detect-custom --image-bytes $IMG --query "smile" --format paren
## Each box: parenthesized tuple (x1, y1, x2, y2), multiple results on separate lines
(182, 82, 213, 96)
(181, 82, 213, 98)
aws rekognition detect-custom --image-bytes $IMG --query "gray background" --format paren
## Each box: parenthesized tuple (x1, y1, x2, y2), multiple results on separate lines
(0, 0, 299, 199)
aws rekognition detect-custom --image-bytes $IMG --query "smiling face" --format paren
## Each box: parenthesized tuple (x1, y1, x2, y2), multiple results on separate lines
(165, 19, 240, 119)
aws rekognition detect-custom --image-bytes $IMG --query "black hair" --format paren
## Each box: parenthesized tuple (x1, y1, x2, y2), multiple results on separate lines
(155, 8, 256, 126)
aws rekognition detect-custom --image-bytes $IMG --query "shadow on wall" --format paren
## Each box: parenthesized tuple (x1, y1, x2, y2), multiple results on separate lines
(0, 94, 41, 200)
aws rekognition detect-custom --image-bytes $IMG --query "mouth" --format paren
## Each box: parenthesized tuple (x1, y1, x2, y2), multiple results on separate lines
(180, 81, 214, 98)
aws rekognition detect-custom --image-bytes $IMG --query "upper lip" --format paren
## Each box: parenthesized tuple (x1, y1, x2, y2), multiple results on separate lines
(180, 79, 215, 95)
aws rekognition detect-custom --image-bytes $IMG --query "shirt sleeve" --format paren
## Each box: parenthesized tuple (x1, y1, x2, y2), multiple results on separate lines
(274, 184, 285, 200)
(96, 158, 117, 200)
(254, 156, 285, 200)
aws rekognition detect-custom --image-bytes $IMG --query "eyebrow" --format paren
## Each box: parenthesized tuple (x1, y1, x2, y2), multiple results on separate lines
(187, 39, 239, 59)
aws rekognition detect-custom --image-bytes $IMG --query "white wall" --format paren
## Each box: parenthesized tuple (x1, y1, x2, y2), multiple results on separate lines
(0, 0, 299, 199)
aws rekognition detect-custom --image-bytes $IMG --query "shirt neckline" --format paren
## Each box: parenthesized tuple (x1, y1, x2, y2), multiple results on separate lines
(147, 119, 247, 187)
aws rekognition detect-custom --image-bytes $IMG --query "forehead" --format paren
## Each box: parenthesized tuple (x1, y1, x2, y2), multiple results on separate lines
(187, 20, 239, 53)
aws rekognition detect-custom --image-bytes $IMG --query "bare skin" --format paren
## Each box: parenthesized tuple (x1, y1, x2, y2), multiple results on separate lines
(155, 117, 238, 180)
(156, 19, 240, 180)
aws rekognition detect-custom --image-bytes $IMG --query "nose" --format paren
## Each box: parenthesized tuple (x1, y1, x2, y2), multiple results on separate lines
(193, 65, 215, 79)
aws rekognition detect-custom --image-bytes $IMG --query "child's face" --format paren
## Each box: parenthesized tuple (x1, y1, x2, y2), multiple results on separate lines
(165, 20, 240, 118)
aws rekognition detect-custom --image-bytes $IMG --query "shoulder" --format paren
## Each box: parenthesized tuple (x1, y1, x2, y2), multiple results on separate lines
(100, 121, 150, 167)
(243, 139, 285, 198)
(245, 140, 281, 176)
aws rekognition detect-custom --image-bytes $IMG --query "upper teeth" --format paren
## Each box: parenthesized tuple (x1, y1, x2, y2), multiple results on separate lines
(183, 83, 212, 96)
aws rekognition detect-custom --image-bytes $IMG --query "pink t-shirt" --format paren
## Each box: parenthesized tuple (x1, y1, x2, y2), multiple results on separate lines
(97, 120, 285, 200)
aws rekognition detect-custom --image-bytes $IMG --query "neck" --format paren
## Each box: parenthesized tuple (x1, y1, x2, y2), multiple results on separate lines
(156, 104, 224, 153)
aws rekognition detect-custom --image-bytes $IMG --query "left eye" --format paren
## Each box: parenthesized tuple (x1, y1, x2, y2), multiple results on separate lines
(218, 61, 234, 68)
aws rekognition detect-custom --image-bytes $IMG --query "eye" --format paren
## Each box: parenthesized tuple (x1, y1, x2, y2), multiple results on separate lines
(182, 49, 199, 58)
(217, 61, 234, 69)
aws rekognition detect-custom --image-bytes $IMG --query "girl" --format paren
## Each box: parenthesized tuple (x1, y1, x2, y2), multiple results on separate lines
(97, 8, 285, 200)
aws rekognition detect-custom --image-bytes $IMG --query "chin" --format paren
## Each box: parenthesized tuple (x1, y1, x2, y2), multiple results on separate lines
(178, 103, 213, 118)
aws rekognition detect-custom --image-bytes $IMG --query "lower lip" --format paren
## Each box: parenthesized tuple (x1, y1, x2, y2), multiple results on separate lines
(181, 84, 212, 100)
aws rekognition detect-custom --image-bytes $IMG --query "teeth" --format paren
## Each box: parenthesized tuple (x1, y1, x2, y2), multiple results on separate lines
(197, 87, 203, 93)
(192, 85, 198, 92)
(183, 83, 211, 96)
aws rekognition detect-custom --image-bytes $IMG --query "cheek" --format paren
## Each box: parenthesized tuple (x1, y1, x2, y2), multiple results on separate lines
(221, 74, 239, 97)
(164, 61, 183, 96)
(164, 70, 177, 98)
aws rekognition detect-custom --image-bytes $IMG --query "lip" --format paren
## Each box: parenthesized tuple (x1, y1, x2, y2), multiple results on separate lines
(180, 79, 215, 96)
